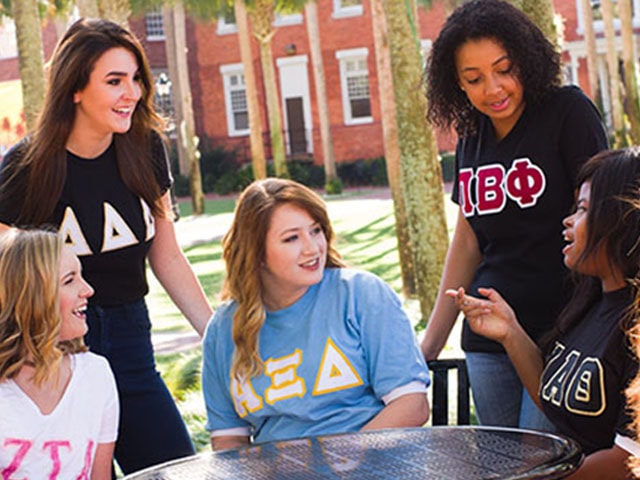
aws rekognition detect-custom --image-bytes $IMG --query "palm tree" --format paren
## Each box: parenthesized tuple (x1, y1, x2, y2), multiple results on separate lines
(618, 0, 640, 143)
(162, 4, 205, 214)
(516, 0, 557, 44)
(579, 0, 600, 103)
(76, 0, 99, 17)
(304, 1, 341, 193)
(98, 0, 131, 25)
(381, 0, 449, 326)
(9, 0, 45, 131)
(600, 0, 625, 146)
(234, 0, 267, 179)
(245, 0, 289, 177)
(370, 0, 416, 297)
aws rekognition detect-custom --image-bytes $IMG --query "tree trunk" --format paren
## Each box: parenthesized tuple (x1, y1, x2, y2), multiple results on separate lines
(248, 0, 288, 178)
(600, 0, 625, 146)
(235, 0, 267, 179)
(370, 0, 416, 297)
(519, 0, 557, 46)
(77, 0, 100, 18)
(305, 2, 341, 192)
(10, 0, 45, 131)
(580, 0, 600, 102)
(163, 4, 205, 215)
(618, 0, 640, 143)
(98, 0, 130, 26)
(382, 0, 449, 326)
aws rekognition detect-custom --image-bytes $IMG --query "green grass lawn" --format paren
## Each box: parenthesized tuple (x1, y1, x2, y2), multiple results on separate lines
(149, 186, 466, 451)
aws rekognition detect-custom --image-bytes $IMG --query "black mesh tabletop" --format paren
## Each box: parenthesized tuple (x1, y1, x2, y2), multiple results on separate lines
(122, 426, 582, 480)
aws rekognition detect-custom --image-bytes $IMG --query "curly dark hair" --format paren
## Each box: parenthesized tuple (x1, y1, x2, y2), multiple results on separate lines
(425, 0, 561, 136)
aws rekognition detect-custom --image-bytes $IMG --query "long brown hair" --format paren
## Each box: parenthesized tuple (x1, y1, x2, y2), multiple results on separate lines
(0, 18, 167, 225)
(221, 179, 345, 380)
(542, 148, 640, 355)
(0, 229, 87, 387)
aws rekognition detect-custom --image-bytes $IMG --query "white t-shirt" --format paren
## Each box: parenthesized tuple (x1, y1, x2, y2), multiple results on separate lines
(0, 352, 119, 478)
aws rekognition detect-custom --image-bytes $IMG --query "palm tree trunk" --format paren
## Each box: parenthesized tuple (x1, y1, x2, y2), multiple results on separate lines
(163, 4, 205, 215)
(248, 1, 288, 178)
(305, 2, 341, 192)
(77, 0, 100, 17)
(600, 0, 625, 145)
(10, 0, 45, 131)
(519, 0, 557, 45)
(370, 0, 416, 297)
(382, 0, 449, 326)
(235, 0, 267, 179)
(618, 0, 640, 143)
(98, 0, 131, 26)
(580, 0, 600, 102)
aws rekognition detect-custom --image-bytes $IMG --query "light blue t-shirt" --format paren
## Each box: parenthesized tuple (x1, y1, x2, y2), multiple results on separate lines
(202, 268, 430, 444)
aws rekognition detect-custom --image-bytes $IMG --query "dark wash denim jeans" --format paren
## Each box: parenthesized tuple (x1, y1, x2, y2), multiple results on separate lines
(85, 299, 195, 475)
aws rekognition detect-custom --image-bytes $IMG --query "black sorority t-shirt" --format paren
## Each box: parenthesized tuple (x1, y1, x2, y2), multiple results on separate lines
(0, 134, 172, 306)
(540, 288, 636, 455)
(452, 86, 608, 353)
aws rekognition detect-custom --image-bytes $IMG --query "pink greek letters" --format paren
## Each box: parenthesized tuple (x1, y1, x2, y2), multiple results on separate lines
(2, 438, 94, 480)
(458, 158, 546, 216)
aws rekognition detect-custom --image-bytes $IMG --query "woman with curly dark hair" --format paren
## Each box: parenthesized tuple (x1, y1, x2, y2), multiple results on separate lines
(421, 0, 608, 430)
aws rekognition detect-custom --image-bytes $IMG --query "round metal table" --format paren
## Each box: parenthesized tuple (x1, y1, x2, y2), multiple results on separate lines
(122, 426, 582, 479)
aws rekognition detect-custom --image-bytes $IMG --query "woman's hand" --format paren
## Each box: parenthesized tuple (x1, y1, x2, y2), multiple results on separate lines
(445, 287, 518, 345)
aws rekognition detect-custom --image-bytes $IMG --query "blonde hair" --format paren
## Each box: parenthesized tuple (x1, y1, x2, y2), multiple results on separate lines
(222, 179, 345, 380)
(627, 318, 640, 475)
(0, 229, 86, 386)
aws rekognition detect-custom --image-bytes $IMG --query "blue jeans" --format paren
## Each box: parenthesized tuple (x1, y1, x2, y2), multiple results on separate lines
(85, 300, 195, 474)
(465, 351, 556, 431)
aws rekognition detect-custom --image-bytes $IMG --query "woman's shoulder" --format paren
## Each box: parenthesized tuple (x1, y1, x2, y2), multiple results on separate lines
(2, 138, 30, 165)
(204, 300, 237, 340)
(542, 85, 596, 110)
(326, 268, 393, 294)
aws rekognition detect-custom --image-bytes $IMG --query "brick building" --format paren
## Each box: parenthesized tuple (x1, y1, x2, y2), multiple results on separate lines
(1, 0, 639, 162)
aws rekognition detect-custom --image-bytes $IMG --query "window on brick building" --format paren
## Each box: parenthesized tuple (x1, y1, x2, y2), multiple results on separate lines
(333, 0, 363, 18)
(217, 10, 238, 35)
(153, 71, 176, 136)
(221, 64, 249, 136)
(336, 48, 372, 125)
(0, 18, 18, 59)
(145, 8, 165, 40)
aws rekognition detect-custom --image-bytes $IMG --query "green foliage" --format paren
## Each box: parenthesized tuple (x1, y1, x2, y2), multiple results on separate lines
(337, 157, 388, 187)
(325, 177, 343, 195)
(156, 351, 202, 402)
(440, 152, 455, 183)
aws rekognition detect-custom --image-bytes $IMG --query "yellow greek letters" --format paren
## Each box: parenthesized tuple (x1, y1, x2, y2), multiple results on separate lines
(264, 350, 306, 404)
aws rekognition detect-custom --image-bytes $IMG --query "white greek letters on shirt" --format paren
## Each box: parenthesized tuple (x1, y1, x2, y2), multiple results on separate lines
(540, 341, 606, 416)
(313, 338, 363, 395)
(230, 338, 363, 416)
(101, 203, 137, 252)
(59, 207, 92, 256)
(57, 202, 152, 256)
(459, 157, 547, 217)
(140, 199, 155, 241)
(1, 438, 94, 479)
(264, 350, 306, 404)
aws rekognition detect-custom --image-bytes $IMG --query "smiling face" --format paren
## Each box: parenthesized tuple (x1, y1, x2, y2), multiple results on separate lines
(71, 46, 142, 151)
(58, 247, 94, 342)
(455, 37, 525, 140)
(260, 203, 327, 311)
(562, 181, 625, 291)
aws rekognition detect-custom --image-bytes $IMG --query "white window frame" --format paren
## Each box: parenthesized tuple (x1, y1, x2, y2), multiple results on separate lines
(0, 18, 18, 59)
(145, 9, 165, 41)
(274, 12, 303, 27)
(220, 64, 249, 137)
(336, 48, 373, 125)
(575, 0, 640, 34)
(333, 0, 363, 19)
(217, 13, 238, 35)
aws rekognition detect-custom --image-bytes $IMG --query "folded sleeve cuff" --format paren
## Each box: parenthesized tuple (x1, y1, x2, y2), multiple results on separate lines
(382, 381, 428, 405)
